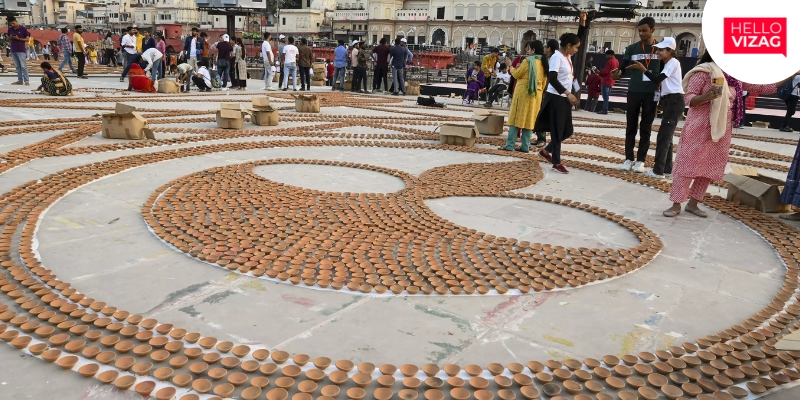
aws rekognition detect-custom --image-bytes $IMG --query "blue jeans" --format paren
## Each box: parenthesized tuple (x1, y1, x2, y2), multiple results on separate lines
(58, 51, 75, 72)
(333, 67, 346, 90)
(282, 62, 297, 89)
(11, 52, 29, 83)
(505, 126, 532, 152)
(217, 59, 230, 87)
(601, 84, 611, 112)
(392, 67, 405, 94)
(121, 52, 141, 79)
(150, 58, 163, 81)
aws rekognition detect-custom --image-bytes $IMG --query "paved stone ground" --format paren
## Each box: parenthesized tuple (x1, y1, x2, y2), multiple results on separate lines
(0, 77, 799, 399)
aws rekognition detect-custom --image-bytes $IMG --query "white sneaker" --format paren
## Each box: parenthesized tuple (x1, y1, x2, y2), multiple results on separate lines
(643, 170, 664, 179)
(632, 161, 645, 173)
(619, 160, 634, 171)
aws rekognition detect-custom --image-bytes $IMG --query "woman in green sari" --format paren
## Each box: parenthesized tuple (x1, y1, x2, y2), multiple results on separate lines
(500, 40, 548, 153)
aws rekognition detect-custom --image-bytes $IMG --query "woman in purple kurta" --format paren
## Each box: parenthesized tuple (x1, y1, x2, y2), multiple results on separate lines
(463, 61, 485, 105)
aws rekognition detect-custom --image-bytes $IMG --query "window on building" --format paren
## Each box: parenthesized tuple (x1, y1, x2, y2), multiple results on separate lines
(492, 4, 501, 20)
(282, 17, 286, 25)
(455, 4, 464, 20)
(384, 8, 390, 18)
(526, 5, 536, 21)
(480, 5, 489, 20)
(505, 4, 515, 20)
(436, 7, 445, 19)
(467, 5, 476, 20)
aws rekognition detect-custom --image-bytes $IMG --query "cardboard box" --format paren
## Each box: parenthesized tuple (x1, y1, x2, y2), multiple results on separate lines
(246, 108, 280, 126)
(776, 330, 800, 351)
(438, 123, 478, 147)
(293, 94, 320, 113)
(723, 166, 791, 213)
(252, 96, 271, 108)
(311, 79, 326, 86)
(473, 109, 505, 135)
(100, 103, 155, 140)
(216, 103, 245, 129)
(406, 81, 421, 96)
(156, 78, 181, 94)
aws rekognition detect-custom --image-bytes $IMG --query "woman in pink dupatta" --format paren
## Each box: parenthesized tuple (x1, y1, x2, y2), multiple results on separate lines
(663, 51, 798, 218)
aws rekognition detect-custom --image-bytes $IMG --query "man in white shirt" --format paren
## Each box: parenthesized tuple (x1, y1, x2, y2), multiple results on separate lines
(281, 36, 299, 91)
(140, 47, 163, 80)
(169, 62, 193, 92)
(191, 60, 212, 92)
(119, 27, 139, 82)
(483, 64, 511, 107)
(262, 32, 275, 90)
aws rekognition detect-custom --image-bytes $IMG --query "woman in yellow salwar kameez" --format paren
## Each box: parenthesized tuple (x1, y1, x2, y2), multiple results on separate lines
(500, 40, 548, 153)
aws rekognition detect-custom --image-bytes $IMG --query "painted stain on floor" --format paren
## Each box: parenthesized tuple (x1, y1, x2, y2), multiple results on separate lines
(542, 334, 575, 347)
(282, 294, 316, 307)
(427, 340, 469, 364)
(414, 304, 471, 332)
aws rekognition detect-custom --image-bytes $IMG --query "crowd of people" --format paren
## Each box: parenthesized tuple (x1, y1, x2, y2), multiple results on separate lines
(3, 17, 800, 221)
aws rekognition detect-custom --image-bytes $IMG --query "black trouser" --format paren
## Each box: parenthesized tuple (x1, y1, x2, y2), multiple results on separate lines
(327, 76, 333, 86)
(74, 52, 85, 76)
(652, 93, 685, 175)
(299, 65, 311, 89)
(356, 67, 368, 91)
(783, 95, 799, 129)
(373, 65, 388, 90)
(192, 75, 210, 90)
(486, 84, 507, 104)
(584, 96, 599, 112)
(44, 54, 50, 60)
(625, 91, 658, 162)
(351, 67, 362, 91)
(105, 49, 116, 66)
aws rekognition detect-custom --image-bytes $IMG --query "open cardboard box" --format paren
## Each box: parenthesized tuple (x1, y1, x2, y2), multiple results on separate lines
(293, 94, 320, 113)
(723, 166, 791, 213)
(216, 103, 245, 129)
(99, 103, 155, 140)
(245, 97, 280, 126)
(473, 109, 505, 135)
(438, 123, 478, 147)
(156, 78, 181, 94)
(775, 330, 800, 351)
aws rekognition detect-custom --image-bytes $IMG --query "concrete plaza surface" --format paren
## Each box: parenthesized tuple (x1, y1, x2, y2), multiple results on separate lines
(0, 76, 799, 400)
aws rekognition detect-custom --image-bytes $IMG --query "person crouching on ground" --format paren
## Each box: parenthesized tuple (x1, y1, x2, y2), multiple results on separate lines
(192, 61, 213, 92)
(170, 63, 194, 93)
(38, 62, 72, 96)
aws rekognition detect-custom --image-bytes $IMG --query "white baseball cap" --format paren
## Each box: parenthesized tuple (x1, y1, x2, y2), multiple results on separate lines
(400, 38, 407, 43)
(352, 40, 359, 46)
(279, 34, 285, 39)
(222, 34, 230, 42)
(655, 37, 676, 50)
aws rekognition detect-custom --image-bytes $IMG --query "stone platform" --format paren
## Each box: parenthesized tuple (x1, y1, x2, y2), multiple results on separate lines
(0, 77, 799, 400)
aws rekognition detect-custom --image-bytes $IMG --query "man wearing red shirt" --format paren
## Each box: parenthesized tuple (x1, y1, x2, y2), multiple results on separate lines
(597, 49, 619, 115)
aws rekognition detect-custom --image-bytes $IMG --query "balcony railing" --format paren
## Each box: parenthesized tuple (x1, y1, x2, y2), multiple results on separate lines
(334, 10, 369, 21)
(396, 9, 427, 20)
(637, 8, 703, 24)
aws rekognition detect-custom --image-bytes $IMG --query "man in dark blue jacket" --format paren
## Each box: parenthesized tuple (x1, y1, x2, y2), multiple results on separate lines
(181, 28, 203, 73)
(389, 38, 412, 96)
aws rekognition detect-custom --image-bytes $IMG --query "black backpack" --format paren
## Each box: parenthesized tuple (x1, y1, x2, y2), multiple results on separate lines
(417, 96, 436, 106)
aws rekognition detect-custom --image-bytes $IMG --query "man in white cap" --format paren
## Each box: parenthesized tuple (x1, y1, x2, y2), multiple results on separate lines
(216, 34, 233, 88)
(278, 35, 286, 88)
(262, 32, 275, 90)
